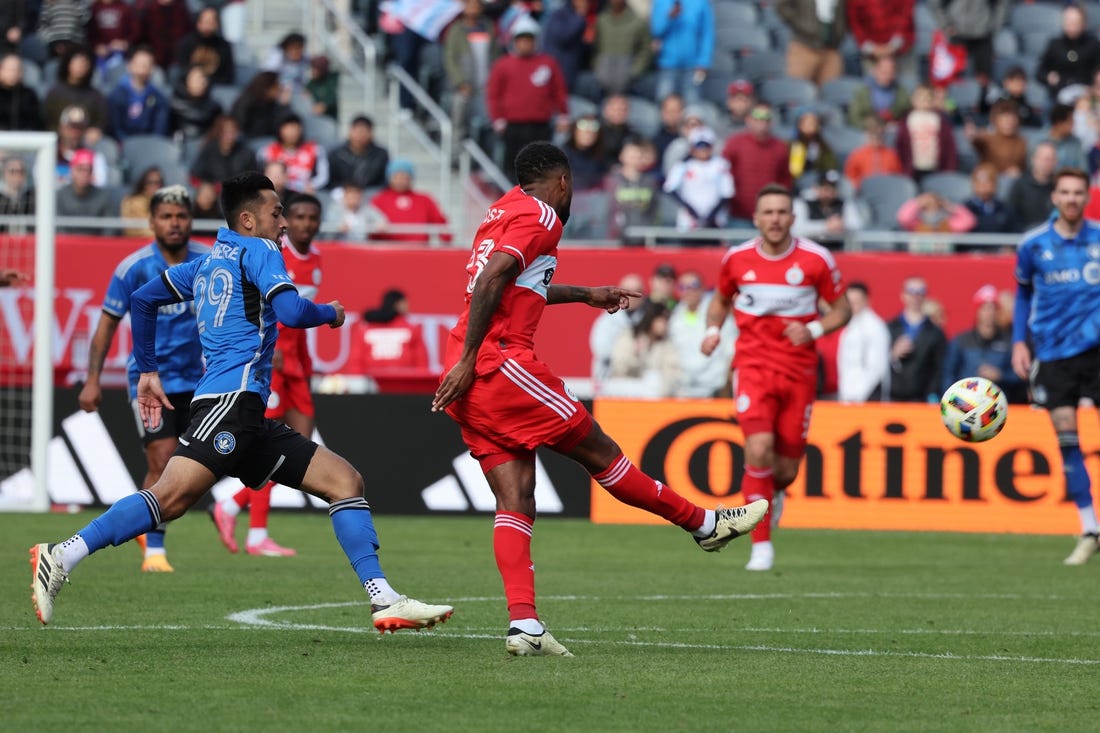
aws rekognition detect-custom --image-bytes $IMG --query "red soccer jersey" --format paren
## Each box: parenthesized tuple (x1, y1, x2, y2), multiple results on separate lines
(277, 241, 322, 378)
(444, 186, 562, 375)
(717, 237, 846, 381)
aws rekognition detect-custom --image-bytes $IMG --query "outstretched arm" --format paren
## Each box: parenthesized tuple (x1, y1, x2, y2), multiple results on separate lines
(547, 284, 643, 311)
(270, 289, 341, 329)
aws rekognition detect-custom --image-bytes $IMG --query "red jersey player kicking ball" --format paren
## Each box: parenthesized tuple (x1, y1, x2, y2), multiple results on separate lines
(210, 193, 325, 556)
(702, 183, 851, 572)
(432, 142, 769, 657)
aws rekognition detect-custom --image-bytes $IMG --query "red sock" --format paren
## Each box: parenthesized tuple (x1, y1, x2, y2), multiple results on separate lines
(593, 454, 705, 531)
(494, 511, 537, 622)
(231, 485, 250, 510)
(248, 481, 274, 530)
(743, 465, 775, 543)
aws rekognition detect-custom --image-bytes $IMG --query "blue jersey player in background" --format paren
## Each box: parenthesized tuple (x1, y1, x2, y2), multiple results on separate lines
(31, 172, 454, 631)
(77, 185, 208, 573)
(1011, 167, 1100, 566)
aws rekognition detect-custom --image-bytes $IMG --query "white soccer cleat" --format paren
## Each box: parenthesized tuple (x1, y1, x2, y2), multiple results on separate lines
(745, 541, 775, 572)
(1063, 534, 1100, 566)
(29, 543, 69, 626)
(695, 500, 769, 552)
(770, 490, 785, 528)
(371, 596, 454, 633)
(506, 628, 574, 657)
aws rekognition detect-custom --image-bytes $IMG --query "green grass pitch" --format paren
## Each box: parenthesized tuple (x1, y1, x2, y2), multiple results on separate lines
(4, 512, 1100, 732)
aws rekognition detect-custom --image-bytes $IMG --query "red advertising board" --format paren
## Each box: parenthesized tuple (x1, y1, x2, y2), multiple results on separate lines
(0, 234, 1015, 384)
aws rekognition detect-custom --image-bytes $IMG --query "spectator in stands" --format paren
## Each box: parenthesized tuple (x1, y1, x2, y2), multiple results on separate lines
(443, 0, 502, 161)
(602, 301, 682, 398)
(328, 115, 390, 191)
(650, 0, 714, 105)
(1008, 141, 1057, 229)
(38, 0, 91, 58)
(599, 94, 636, 165)
(324, 184, 387, 241)
(721, 79, 755, 137)
(263, 31, 310, 97)
(843, 117, 903, 192)
(962, 163, 1016, 248)
(966, 99, 1027, 177)
(264, 159, 288, 201)
(135, 0, 191, 72)
(590, 270, 647, 384)
(669, 270, 735, 397)
(897, 191, 976, 235)
(106, 45, 170, 141)
(304, 55, 339, 121)
(174, 6, 235, 87)
(170, 65, 221, 144)
(189, 114, 254, 186)
(44, 48, 109, 141)
(487, 16, 569, 182)
(837, 281, 890, 402)
(941, 283, 1021, 398)
(661, 103, 709, 176)
(55, 106, 108, 186)
(1037, 4, 1100, 102)
(607, 136, 661, 244)
(846, 0, 916, 81)
(647, 263, 681, 312)
(981, 66, 1042, 129)
(896, 84, 958, 183)
(0, 53, 45, 131)
(848, 52, 910, 129)
(722, 103, 792, 224)
(653, 93, 684, 164)
(120, 165, 162, 237)
(190, 180, 221, 235)
(788, 109, 838, 185)
(369, 159, 451, 243)
(88, 0, 137, 74)
(792, 169, 862, 248)
(0, 1, 31, 56)
(1075, 69, 1100, 152)
(664, 126, 733, 234)
(348, 289, 430, 375)
(543, 0, 591, 93)
(927, 0, 1009, 88)
(230, 70, 290, 140)
(887, 276, 947, 402)
(0, 156, 34, 217)
(1047, 103, 1089, 170)
(563, 115, 610, 191)
(257, 112, 329, 193)
(593, 0, 651, 96)
(777, 0, 846, 86)
(56, 148, 112, 233)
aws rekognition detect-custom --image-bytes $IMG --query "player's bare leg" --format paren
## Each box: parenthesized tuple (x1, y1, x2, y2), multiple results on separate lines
(297, 446, 452, 632)
(137, 437, 177, 572)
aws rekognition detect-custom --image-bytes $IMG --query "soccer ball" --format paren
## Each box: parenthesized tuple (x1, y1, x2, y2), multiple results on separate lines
(939, 377, 1009, 442)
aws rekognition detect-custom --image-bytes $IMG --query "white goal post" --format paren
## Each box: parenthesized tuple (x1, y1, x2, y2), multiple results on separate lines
(0, 131, 57, 512)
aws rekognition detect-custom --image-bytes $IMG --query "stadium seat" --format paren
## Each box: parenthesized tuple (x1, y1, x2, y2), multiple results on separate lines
(914, 2, 936, 32)
(821, 125, 864, 164)
(700, 71, 738, 106)
(246, 136, 275, 155)
(759, 78, 818, 116)
(948, 79, 983, 115)
(630, 72, 659, 100)
(820, 76, 865, 113)
(1010, 4, 1064, 38)
(655, 192, 680, 227)
(993, 28, 1019, 59)
(954, 129, 978, 173)
(1025, 84, 1052, 117)
(1021, 126, 1051, 152)
(858, 174, 917, 229)
(920, 171, 973, 203)
(737, 51, 786, 83)
(626, 96, 661, 139)
(210, 85, 241, 113)
(996, 172, 1016, 202)
(572, 71, 604, 102)
(305, 115, 341, 149)
(717, 27, 772, 57)
(1020, 30, 1056, 59)
(568, 95, 598, 119)
(121, 136, 180, 183)
(159, 161, 192, 187)
(714, 1, 758, 30)
(20, 59, 42, 90)
(710, 50, 739, 74)
(562, 190, 611, 239)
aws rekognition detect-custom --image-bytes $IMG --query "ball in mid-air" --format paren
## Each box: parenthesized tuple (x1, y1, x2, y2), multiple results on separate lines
(940, 377, 1008, 442)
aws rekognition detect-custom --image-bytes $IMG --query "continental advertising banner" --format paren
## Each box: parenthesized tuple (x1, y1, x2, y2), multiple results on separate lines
(592, 400, 1083, 535)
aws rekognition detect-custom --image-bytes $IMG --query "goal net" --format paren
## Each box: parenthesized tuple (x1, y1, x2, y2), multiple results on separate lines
(0, 131, 56, 511)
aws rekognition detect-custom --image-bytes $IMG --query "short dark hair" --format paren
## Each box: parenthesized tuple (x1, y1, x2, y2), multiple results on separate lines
(515, 141, 570, 186)
(220, 171, 275, 227)
(1051, 103, 1075, 126)
(848, 281, 869, 297)
(351, 115, 373, 128)
(284, 191, 323, 213)
(1054, 167, 1090, 188)
(755, 183, 793, 204)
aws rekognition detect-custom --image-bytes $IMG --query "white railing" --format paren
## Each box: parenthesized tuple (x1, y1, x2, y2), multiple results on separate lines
(309, 0, 378, 112)
(384, 63, 452, 215)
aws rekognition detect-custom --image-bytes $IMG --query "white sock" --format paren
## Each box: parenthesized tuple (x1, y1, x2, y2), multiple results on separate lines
(510, 617, 544, 634)
(750, 540, 774, 554)
(144, 547, 166, 558)
(365, 577, 400, 606)
(219, 498, 241, 517)
(56, 535, 89, 571)
(247, 528, 268, 546)
(691, 510, 716, 538)
(1078, 505, 1098, 535)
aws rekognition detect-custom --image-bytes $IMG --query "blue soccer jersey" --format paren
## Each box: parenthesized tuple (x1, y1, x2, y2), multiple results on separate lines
(1014, 219, 1100, 361)
(162, 227, 297, 402)
(103, 242, 209, 398)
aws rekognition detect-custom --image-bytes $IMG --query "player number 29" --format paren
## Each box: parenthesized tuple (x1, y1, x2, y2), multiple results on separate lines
(194, 267, 234, 328)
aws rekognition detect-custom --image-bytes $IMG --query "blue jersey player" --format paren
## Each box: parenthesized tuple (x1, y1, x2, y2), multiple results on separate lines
(31, 172, 454, 631)
(1011, 167, 1100, 565)
(78, 185, 208, 572)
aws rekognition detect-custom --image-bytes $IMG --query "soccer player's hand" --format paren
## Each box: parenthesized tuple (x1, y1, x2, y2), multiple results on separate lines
(137, 372, 173, 431)
(328, 301, 346, 328)
(589, 286, 643, 313)
(1011, 342, 1031, 380)
(432, 359, 475, 412)
(700, 330, 720, 356)
(783, 320, 814, 346)
(78, 381, 101, 412)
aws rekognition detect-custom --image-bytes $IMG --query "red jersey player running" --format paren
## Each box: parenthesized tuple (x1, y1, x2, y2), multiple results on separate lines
(432, 142, 769, 657)
(702, 183, 851, 572)
(210, 193, 325, 556)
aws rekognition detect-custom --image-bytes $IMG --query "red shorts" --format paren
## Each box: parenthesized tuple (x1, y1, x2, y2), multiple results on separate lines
(733, 366, 815, 459)
(445, 354, 593, 472)
(266, 371, 314, 419)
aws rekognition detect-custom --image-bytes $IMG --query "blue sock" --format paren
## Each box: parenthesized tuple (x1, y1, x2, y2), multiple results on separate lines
(78, 490, 161, 554)
(329, 497, 384, 584)
(1059, 432, 1094, 508)
(145, 523, 168, 550)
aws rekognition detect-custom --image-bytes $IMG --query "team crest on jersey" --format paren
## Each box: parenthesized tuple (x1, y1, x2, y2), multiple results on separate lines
(736, 393, 751, 414)
(743, 270, 757, 281)
(785, 264, 804, 285)
(267, 391, 280, 410)
(214, 431, 237, 455)
(562, 380, 578, 401)
(1089, 245, 1100, 260)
